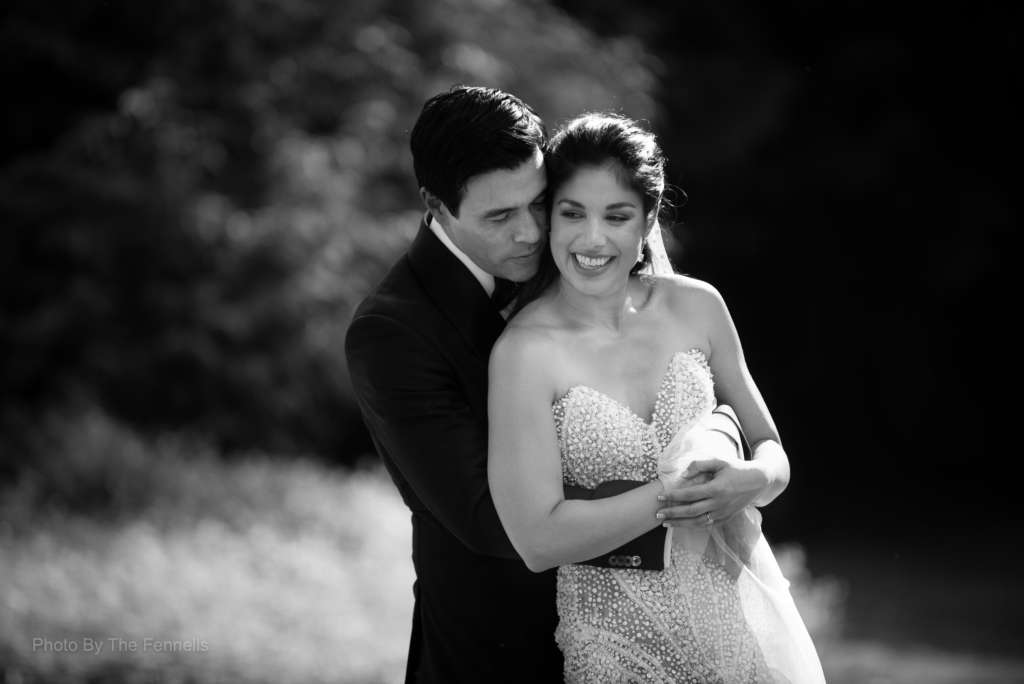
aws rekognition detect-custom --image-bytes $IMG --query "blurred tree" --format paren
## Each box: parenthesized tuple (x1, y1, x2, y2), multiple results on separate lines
(0, 0, 660, 464)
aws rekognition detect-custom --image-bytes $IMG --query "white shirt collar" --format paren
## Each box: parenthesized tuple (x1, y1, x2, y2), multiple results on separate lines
(427, 214, 496, 297)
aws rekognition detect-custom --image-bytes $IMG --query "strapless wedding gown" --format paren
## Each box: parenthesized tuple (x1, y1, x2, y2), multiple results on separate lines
(552, 350, 825, 684)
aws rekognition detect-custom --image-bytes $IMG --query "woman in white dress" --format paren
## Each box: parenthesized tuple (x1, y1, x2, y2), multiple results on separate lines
(487, 114, 824, 683)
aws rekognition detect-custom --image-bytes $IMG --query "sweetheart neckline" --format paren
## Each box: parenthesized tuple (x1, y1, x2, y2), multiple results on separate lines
(553, 349, 707, 428)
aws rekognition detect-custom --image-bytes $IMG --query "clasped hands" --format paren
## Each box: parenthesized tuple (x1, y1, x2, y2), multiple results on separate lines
(655, 417, 768, 528)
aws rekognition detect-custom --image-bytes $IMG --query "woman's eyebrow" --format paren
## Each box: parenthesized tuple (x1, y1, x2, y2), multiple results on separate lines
(605, 202, 636, 210)
(556, 199, 584, 208)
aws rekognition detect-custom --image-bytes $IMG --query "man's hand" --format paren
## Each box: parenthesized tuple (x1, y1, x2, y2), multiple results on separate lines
(657, 458, 769, 527)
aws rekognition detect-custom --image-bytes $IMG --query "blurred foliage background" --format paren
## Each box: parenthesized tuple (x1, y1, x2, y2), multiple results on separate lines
(1, 0, 659, 461)
(1, 0, 1021, 682)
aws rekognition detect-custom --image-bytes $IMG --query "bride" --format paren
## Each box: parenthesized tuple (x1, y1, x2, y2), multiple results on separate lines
(488, 114, 824, 683)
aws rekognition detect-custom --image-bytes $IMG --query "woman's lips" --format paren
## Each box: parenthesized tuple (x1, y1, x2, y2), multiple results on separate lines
(573, 253, 614, 271)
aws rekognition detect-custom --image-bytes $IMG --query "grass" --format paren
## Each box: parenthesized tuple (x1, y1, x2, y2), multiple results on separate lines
(2, 411, 1021, 683)
(1, 412, 414, 684)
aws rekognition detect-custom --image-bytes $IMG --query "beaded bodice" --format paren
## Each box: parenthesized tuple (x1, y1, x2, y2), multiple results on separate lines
(552, 349, 715, 490)
(551, 350, 778, 684)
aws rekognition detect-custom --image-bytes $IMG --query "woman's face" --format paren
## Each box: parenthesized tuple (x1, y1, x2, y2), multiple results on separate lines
(549, 165, 648, 298)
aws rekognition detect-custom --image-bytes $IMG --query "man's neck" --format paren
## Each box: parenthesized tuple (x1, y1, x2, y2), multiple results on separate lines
(427, 214, 495, 297)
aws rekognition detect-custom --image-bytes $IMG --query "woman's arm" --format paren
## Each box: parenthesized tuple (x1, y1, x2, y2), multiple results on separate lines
(703, 281, 790, 505)
(487, 330, 666, 572)
(659, 279, 791, 525)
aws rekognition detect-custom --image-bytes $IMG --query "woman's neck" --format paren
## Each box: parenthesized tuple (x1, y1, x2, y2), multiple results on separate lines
(551, 275, 650, 332)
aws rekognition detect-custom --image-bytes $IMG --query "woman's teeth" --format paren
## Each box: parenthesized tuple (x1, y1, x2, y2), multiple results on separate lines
(574, 254, 612, 270)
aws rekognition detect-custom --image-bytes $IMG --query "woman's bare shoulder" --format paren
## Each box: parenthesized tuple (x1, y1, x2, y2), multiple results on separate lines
(492, 301, 566, 376)
(650, 273, 724, 311)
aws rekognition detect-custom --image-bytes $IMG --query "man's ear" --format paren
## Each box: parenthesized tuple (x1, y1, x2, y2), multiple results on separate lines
(420, 188, 448, 225)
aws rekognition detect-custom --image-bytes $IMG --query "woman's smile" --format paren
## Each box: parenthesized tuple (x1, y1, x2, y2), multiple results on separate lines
(573, 253, 615, 271)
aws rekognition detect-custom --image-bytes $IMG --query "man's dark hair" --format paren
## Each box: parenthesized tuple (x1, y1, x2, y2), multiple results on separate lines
(410, 86, 547, 217)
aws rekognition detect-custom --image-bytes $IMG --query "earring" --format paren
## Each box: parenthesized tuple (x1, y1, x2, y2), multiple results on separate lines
(637, 240, 646, 264)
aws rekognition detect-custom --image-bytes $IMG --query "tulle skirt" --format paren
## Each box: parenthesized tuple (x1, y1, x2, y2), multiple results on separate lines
(668, 507, 826, 683)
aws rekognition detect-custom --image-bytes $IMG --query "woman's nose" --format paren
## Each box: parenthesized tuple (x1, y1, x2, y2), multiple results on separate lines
(579, 216, 605, 247)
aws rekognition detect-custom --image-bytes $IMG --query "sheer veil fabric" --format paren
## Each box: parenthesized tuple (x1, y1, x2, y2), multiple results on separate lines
(644, 221, 675, 277)
(648, 223, 826, 683)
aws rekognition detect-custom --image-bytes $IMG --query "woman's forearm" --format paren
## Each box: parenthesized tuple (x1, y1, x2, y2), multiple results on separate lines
(515, 480, 665, 572)
(749, 439, 790, 507)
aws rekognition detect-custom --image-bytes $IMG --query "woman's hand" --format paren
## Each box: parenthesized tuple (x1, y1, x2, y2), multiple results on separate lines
(656, 458, 770, 528)
(657, 421, 736, 491)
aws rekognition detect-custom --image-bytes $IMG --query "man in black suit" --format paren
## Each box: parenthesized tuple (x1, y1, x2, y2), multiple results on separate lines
(345, 87, 748, 684)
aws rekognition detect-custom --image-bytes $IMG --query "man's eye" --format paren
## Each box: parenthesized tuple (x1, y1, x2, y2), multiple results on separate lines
(490, 212, 511, 222)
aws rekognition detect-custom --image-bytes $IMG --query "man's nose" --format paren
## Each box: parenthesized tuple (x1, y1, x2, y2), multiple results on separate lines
(513, 209, 544, 244)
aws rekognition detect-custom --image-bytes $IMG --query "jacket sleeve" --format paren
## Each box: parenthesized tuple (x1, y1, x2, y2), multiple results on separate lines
(346, 313, 520, 559)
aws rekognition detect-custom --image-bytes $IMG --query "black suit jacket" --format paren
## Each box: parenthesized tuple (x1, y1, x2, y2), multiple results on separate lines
(345, 220, 667, 683)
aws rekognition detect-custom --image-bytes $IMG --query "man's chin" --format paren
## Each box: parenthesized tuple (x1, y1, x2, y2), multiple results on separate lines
(502, 255, 542, 283)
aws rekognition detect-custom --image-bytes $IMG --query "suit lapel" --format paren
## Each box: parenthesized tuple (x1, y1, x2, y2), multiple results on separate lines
(407, 219, 506, 361)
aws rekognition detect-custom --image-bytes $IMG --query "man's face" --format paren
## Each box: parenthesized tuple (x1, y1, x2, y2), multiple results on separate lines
(429, 148, 548, 283)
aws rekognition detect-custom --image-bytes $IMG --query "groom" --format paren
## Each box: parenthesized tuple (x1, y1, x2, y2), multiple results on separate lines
(345, 87, 749, 684)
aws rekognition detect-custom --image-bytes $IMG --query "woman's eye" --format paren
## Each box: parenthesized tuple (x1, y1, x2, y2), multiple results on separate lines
(560, 210, 583, 219)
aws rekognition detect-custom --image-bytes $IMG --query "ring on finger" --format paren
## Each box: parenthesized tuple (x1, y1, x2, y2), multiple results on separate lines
(705, 513, 714, 525)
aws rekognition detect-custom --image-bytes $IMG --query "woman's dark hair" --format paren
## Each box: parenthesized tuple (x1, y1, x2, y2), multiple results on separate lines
(513, 113, 667, 316)
(410, 86, 547, 217)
